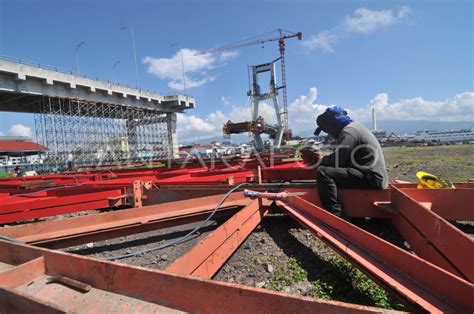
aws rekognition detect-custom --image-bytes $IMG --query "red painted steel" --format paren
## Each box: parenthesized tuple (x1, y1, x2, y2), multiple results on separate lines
(0, 159, 307, 224)
(0, 166, 256, 224)
(261, 161, 316, 181)
(278, 196, 474, 313)
(287, 187, 394, 218)
(395, 187, 474, 221)
(0, 193, 249, 248)
(390, 187, 474, 282)
(0, 189, 125, 224)
(166, 199, 270, 278)
(0, 240, 386, 313)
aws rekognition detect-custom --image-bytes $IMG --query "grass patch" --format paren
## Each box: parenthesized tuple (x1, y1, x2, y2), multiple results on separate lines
(269, 257, 308, 291)
(306, 238, 406, 310)
(383, 144, 474, 182)
(0, 172, 13, 179)
(318, 258, 391, 309)
(266, 254, 404, 309)
(246, 255, 273, 270)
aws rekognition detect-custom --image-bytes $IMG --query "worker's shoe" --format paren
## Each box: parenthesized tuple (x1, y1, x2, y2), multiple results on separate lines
(328, 204, 344, 217)
(327, 204, 365, 224)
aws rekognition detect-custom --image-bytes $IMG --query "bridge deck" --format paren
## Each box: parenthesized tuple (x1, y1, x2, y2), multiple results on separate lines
(0, 56, 195, 114)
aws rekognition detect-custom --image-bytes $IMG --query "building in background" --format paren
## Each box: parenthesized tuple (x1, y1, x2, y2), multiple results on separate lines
(0, 137, 47, 167)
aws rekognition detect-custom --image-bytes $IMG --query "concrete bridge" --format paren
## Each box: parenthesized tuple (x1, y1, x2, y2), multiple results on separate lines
(0, 56, 195, 114)
(0, 55, 195, 162)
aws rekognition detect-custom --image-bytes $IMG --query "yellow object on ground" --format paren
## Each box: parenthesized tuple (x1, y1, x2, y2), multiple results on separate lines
(416, 171, 455, 189)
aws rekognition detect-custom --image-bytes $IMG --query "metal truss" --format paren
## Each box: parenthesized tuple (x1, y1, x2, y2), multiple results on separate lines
(33, 96, 172, 168)
(0, 159, 473, 312)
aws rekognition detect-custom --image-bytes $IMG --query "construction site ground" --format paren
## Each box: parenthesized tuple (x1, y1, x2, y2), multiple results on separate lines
(17, 143, 474, 311)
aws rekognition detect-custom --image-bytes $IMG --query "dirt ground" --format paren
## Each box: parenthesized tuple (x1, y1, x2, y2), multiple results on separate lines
(383, 143, 474, 182)
(65, 218, 228, 269)
(63, 143, 473, 310)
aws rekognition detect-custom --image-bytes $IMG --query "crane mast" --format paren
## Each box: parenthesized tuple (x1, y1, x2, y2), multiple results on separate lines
(196, 29, 302, 136)
(278, 35, 289, 133)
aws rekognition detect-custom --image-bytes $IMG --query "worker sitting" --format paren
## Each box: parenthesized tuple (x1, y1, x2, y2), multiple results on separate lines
(310, 106, 388, 216)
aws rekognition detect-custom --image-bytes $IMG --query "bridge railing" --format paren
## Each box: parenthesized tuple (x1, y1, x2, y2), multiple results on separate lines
(0, 54, 192, 100)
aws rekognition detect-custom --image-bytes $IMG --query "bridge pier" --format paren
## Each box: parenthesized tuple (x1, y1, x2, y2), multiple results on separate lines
(167, 113, 178, 159)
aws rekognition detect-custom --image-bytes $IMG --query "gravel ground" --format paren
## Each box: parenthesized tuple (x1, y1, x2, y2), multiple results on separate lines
(213, 214, 408, 310)
(383, 143, 474, 182)
(65, 217, 230, 269)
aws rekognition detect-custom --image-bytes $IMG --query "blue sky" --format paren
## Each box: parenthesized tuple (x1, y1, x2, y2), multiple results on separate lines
(0, 0, 473, 140)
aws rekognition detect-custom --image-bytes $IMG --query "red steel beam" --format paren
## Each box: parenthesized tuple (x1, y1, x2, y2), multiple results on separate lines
(390, 187, 474, 282)
(0, 193, 249, 249)
(0, 167, 258, 224)
(391, 211, 466, 279)
(261, 162, 316, 181)
(166, 199, 270, 278)
(0, 257, 45, 289)
(0, 240, 391, 313)
(0, 287, 65, 314)
(0, 189, 125, 224)
(287, 184, 474, 220)
(287, 187, 393, 218)
(395, 187, 474, 221)
(277, 196, 473, 313)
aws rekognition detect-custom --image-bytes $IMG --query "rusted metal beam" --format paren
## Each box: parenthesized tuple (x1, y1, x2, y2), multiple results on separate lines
(0, 287, 65, 314)
(0, 257, 45, 289)
(166, 199, 270, 278)
(0, 240, 391, 313)
(277, 196, 473, 313)
(286, 187, 393, 218)
(390, 187, 474, 282)
(391, 213, 466, 279)
(0, 193, 249, 249)
(395, 187, 474, 221)
(0, 189, 125, 224)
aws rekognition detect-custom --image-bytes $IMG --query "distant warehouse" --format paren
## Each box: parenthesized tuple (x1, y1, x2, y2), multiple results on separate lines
(0, 137, 47, 166)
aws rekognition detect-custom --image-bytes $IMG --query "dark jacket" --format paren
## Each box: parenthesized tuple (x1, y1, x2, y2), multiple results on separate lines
(320, 122, 388, 189)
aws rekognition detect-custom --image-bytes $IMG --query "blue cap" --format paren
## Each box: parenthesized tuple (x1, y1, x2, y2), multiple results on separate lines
(314, 106, 353, 137)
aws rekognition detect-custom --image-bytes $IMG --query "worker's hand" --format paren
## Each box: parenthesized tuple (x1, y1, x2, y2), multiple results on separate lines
(300, 148, 320, 165)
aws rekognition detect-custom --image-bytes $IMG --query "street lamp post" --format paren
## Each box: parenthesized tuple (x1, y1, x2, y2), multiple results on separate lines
(113, 61, 121, 83)
(121, 26, 140, 90)
(171, 43, 186, 95)
(75, 41, 85, 74)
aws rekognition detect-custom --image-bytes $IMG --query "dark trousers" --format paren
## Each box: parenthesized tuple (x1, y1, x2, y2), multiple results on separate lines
(316, 166, 370, 212)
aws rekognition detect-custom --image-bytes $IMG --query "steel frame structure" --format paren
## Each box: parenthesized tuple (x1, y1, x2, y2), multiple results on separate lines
(0, 160, 473, 313)
(223, 60, 287, 150)
(33, 95, 174, 168)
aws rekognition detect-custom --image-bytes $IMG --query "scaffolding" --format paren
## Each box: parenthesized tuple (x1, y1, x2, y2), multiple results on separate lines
(34, 96, 173, 168)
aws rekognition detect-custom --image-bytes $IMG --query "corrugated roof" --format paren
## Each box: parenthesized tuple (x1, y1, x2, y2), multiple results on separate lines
(0, 140, 48, 153)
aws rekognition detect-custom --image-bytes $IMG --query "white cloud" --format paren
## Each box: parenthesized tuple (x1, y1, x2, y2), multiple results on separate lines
(0, 131, 4, 136)
(176, 100, 279, 142)
(219, 51, 239, 62)
(302, 6, 411, 52)
(177, 111, 225, 142)
(177, 87, 473, 142)
(288, 87, 328, 129)
(301, 31, 339, 53)
(344, 7, 410, 34)
(143, 48, 238, 90)
(9, 124, 32, 138)
(349, 92, 474, 122)
(168, 75, 216, 90)
(288, 87, 473, 133)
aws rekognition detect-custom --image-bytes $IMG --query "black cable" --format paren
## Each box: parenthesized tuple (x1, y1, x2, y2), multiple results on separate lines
(101, 182, 250, 260)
